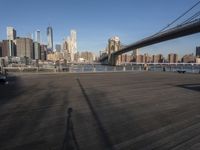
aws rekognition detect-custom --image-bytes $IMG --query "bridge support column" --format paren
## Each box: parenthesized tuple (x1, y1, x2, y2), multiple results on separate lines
(108, 54, 117, 66)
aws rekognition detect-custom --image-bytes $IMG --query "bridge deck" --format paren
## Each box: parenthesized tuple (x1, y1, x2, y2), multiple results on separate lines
(0, 72, 200, 150)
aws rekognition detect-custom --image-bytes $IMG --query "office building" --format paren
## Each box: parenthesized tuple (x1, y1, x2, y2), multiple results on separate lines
(152, 54, 163, 63)
(7, 27, 16, 40)
(182, 54, 195, 63)
(47, 26, 53, 51)
(15, 38, 33, 58)
(196, 46, 200, 57)
(168, 53, 178, 63)
(62, 30, 77, 62)
(40, 44, 47, 61)
(68, 30, 77, 62)
(143, 53, 151, 63)
(2, 40, 16, 57)
(35, 30, 40, 43)
(136, 55, 144, 63)
(0, 42, 2, 57)
(33, 42, 41, 60)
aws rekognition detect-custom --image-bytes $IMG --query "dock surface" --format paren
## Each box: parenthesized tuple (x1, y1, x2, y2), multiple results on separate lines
(0, 72, 200, 150)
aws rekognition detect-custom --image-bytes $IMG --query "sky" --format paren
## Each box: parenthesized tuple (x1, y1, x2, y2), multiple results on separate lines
(0, 0, 200, 57)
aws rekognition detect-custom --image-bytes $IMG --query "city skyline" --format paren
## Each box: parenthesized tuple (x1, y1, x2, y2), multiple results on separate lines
(0, 0, 200, 56)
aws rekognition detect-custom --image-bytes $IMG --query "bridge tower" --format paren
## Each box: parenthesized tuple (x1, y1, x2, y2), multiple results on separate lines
(107, 36, 121, 66)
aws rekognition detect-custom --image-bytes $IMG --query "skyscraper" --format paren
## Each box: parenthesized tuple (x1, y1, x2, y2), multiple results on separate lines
(0, 42, 2, 57)
(35, 30, 40, 43)
(69, 30, 77, 62)
(62, 30, 77, 62)
(2, 40, 16, 57)
(7, 27, 16, 40)
(33, 42, 41, 60)
(196, 46, 200, 57)
(47, 26, 53, 51)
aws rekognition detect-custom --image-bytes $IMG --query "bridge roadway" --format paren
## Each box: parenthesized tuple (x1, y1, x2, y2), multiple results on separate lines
(0, 72, 200, 150)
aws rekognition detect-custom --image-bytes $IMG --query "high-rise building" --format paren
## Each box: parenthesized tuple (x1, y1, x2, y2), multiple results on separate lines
(7, 27, 16, 40)
(62, 30, 77, 62)
(168, 53, 178, 63)
(2, 40, 9, 57)
(152, 54, 163, 63)
(47, 26, 53, 51)
(35, 30, 40, 43)
(2, 40, 16, 57)
(136, 55, 144, 63)
(62, 40, 70, 61)
(33, 42, 41, 60)
(69, 30, 77, 62)
(0, 42, 2, 57)
(40, 44, 47, 61)
(196, 46, 200, 57)
(15, 38, 33, 58)
(143, 53, 151, 63)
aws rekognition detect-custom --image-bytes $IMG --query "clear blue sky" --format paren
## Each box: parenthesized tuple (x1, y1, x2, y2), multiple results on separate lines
(0, 0, 200, 57)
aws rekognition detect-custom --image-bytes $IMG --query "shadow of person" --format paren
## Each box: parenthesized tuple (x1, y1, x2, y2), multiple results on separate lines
(62, 107, 80, 150)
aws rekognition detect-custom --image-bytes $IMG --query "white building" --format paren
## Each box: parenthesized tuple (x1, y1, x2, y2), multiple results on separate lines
(62, 30, 77, 62)
(69, 30, 77, 62)
(7, 27, 16, 40)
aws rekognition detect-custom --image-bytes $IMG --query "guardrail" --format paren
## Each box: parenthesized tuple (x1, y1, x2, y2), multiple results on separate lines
(1, 63, 200, 74)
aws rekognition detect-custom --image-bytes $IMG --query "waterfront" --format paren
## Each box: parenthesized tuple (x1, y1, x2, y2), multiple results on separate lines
(0, 72, 200, 150)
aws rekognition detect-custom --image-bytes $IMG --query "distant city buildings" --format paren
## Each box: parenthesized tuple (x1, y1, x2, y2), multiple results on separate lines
(0, 26, 49, 63)
(79, 51, 95, 62)
(1, 26, 200, 65)
(62, 30, 77, 62)
(47, 51, 64, 62)
(47, 26, 53, 51)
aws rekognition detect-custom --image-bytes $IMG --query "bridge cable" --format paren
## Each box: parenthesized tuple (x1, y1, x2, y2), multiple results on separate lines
(180, 11, 200, 25)
(157, 0, 200, 33)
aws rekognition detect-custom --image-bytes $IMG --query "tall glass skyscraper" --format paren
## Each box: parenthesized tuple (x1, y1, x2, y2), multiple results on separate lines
(35, 30, 40, 43)
(47, 26, 53, 51)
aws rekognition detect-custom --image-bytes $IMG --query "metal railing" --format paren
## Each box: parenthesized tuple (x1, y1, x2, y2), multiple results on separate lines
(1, 63, 200, 74)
